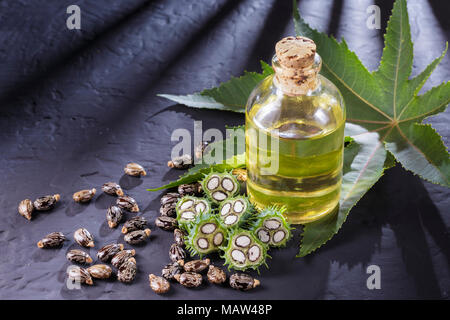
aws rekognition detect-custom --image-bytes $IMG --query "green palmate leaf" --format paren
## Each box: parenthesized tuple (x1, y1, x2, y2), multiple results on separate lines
(158, 61, 274, 113)
(298, 124, 387, 257)
(294, 0, 450, 186)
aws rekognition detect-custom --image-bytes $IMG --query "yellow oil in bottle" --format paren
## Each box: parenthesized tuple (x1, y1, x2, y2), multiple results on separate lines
(245, 37, 345, 224)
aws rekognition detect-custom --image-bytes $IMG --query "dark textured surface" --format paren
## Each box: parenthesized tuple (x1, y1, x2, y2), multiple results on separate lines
(0, 0, 449, 300)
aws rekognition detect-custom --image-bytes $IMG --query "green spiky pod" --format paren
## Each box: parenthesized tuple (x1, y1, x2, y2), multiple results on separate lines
(221, 228, 269, 272)
(176, 196, 212, 230)
(217, 196, 255, 229)
(201, 171, 240, 205)
(185, 211, 227, 258)
(250, 206, 292, 248)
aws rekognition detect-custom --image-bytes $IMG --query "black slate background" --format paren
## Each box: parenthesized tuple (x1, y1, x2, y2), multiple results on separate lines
(0, 0, 449, 300)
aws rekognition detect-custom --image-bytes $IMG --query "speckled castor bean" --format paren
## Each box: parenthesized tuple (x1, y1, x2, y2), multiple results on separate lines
(37, 232, 66, 248)
(167, 154, 192, 169)
(74, 228, 94, 247)
(121, 216, 147, 234)
(102, 182, 124, 197)
(149, 274, 170, 294)
(97, 243, 124, 262)
(183, 258, 210, 273)
(155, 216, 177, 231)
(161, 260, 184, 281)
(194, 141, 209, 160)
(178, 183, 202, 196)
(116, 195, 139, 212)
(160, 193, 181, 206)
(66, 249, 93, 264)
(174, 272, 202, 288)
(160, 202, 177, 217)
(111, 249, 135, 268)
(18, 199, 34, 220)
(106, 205, 123, 228)
(173, 228, 186, 246)
(67, 266, 93, 285)
(118, 257, 137, 283)
(33, 194, 60, 211)
(229, 273, 260, 291)
(207, 265, 227, 284)
(73, 188, 96, 203)
(169, 243, 186, 262)
(124, 163, 147, 177)
(124, 229, 151, 245)
(87, 264, 112, 279)
(232, 168, 247, 182)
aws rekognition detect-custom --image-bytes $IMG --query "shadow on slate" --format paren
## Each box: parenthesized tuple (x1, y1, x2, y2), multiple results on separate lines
(327, 0, 343, 38)
(321, 166, 445, 299)
(374, 0, 394, 45)
(245, 0, 294, 72)
(384, 167, 444, 299)
(427, 0, 450, 36)
(52, 0, 244, 161)
(0, 0, 159, 115)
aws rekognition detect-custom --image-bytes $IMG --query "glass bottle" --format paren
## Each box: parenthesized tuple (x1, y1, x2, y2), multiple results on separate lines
(245, 36, 346, 224)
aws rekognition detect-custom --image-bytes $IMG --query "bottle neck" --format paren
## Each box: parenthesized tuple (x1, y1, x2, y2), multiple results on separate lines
(272, 53, 321, 96)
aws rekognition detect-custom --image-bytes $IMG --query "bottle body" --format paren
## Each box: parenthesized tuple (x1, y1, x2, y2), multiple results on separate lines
(245, 70, 345, 224)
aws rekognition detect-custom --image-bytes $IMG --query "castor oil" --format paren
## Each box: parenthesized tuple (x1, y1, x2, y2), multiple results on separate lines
(245, 36, 345, 224)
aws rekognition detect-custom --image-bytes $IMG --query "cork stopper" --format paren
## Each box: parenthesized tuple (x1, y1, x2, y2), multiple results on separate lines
(275, 36, 316, 68)
(273, 36, 320, 95)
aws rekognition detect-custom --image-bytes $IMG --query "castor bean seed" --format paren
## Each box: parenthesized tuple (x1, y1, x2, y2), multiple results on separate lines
(173, 228, 186, 246)
(74, 228, 94, 247)
(174, 272, 202, 288)
(149, 274, 170, 294)
(106, 205, 123, 229)
(155, 216, 177, 231)
(87, 264, 112, 279)
(124, 229, 151, 245)
(160, 192, 180, 206)
(121, 216, 147, 234)
(183, 258, 210, 273)
(161, 260, 184, 281)
(167, 154, 192, 169)
(124, 163, 147, 177)
(116, 195, 139, 212)
(111, 249, 135, 268)
(102, 182, 124, 196)
(73, 188, 96, 203)
(194, 141, 209, 160)
(37, 232, 66, 248)
(232, 168, 247, 182)
(67, 265, 93, 285)
(178, 183, 202, 196)
(97, 243, 124, 262)
(207, 265, 227, 284)
(118, 257, 137, 283)
(169, 243, 186, 262)
(33, 194, 60, 211)
(229, 273, 260, 291)
(66, 249, 93, 264)
(18, 199, 34, 220)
